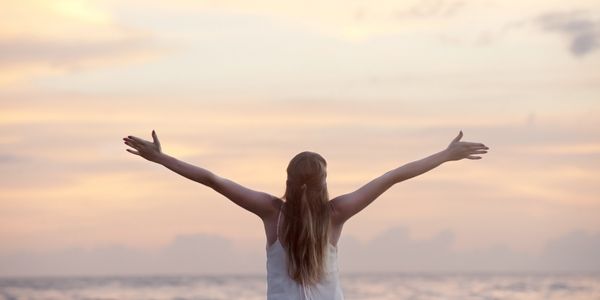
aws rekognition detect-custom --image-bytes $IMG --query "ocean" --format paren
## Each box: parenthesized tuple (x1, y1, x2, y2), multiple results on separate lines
(1, 273, 599, 300)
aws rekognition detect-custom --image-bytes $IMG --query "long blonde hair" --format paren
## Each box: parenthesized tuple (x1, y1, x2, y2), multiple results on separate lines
(280, 151, 330, 286)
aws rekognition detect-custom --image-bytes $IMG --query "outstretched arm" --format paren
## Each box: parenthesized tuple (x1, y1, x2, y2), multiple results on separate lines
(123, 130, 278, 220)
(329, 130, 489, 225)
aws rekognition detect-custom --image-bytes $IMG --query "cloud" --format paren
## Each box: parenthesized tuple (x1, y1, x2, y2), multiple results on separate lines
(338, 226, 535, 273)
(0, 37, 157, 69)
(0, 154, 22, 163)
(0, 1, 164, 85)
(539, 230, 600, 271)
(0, 233, 263, 276)
(536, 10, 600, 57)
(0, 36, 163, 86)
(1, 227, 599, 277)
(1, 99, 598, 254)
(155, 234, 263, 273)
(394, 0, 467, 19)
(127, 0, 472, 43)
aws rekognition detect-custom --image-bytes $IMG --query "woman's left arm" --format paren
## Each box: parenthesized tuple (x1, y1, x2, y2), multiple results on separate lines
(123, 131, 279, 219)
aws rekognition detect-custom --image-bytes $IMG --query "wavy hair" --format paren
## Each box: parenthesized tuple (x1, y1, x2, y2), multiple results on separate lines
(280, 151, 330, 286)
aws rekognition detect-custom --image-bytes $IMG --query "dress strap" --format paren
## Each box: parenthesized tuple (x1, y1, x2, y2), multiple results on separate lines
(303, 285, 311, 299)
(276, 202, 283, 239)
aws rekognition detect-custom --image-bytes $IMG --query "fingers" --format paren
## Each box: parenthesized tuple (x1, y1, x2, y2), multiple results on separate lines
(123, 138, 141, 149)
(467, 145, 489, 151)
(451, 130, 463, 143)
(464, 142, 487, 148)
(471, 150, 488, 154)
(466, 155, 481, 159)
(126, 149, 140, 156)
(128, 135, 148, 145)
(152, 129, 160, 146)
(124, 140, 141, 156)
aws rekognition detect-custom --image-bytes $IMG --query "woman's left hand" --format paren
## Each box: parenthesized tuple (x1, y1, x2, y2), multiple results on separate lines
(444, 130, 489, 161)
(123, 130, 163, 163)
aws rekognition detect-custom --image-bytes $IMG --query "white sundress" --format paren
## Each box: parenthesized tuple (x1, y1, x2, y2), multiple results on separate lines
(266, 203, 344, 299)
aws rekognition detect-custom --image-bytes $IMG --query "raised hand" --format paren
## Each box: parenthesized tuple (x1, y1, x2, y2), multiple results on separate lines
(445, 130, 489, 161)
(123, 130, 163, 163)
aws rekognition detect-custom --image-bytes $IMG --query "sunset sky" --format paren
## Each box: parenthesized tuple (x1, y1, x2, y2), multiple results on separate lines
(1, 0, 599, 275)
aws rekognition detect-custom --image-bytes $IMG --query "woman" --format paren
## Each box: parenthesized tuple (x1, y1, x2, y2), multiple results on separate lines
(122, 130, 489, 299)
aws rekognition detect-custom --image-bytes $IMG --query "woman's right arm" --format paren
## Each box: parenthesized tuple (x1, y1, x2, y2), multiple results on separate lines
(329, 130, 489, 225)
(124, 131, 279, 219)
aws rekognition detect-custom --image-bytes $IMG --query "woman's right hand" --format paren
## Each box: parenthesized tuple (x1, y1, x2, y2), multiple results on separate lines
(445, 130, 489, 161)
(123, 130, 163, 163)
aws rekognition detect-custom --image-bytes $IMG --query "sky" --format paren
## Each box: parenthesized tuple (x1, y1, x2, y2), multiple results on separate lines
(1, 0, 599, 276)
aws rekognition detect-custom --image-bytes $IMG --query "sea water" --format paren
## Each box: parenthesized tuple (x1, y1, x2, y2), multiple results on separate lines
(1, 273, 599, 300)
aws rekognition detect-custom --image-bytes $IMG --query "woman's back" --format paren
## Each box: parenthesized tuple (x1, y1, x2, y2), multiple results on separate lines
(266, 203, 344, 300)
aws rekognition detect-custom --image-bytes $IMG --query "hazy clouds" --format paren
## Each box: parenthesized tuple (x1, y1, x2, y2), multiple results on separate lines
(1, 226, 599, 277)
(1, 0, 600, 276)
(536, 10, 600, 56)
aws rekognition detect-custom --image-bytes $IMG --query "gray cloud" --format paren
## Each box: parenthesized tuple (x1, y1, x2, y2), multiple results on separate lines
(339, 226, 534, 273)
(0, 234, 264, 277)
(0, 154, 22, 164)
(1, 227, 599, 277)
(536, 11, 600, 57)
(340, 226, 600, 273)
(538, 230, 600, 271)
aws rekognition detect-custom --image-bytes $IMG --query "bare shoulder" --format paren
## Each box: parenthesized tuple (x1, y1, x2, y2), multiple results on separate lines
(328, 197, 346, 226)
(328, 198, 345, 246)
(262, 196, 284, 222)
